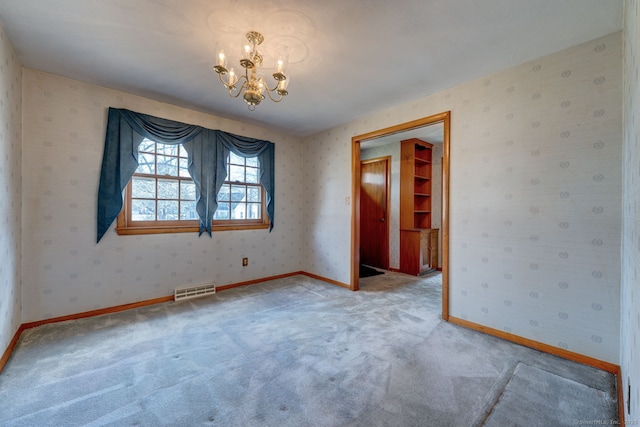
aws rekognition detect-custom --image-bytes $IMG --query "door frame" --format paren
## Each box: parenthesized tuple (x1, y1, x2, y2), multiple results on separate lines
(351, 111, 451, 321)
(360, 156, 391, 270)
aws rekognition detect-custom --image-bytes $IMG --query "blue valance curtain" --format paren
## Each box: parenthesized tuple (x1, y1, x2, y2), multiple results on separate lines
(97, 107, 275, 243)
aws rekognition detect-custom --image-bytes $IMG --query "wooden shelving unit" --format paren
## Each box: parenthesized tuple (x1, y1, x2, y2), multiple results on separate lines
(400, 138, 438, 275)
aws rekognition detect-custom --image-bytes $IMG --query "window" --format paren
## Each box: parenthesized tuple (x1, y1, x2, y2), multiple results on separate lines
(213, 152, 266, 227)
(116, 139, 268, 235)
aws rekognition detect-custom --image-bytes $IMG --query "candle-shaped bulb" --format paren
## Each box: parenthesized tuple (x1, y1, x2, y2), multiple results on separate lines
(274, 50, 289, 76)
(228, 68, 236, 86)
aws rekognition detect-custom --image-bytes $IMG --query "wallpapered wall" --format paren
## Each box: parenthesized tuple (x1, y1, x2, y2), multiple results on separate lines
(360, 141, 442, 270)
(622, 0, 639, 419)
(0, 22, 22, 357)
(21, 70, 305, 322)
(304, 32, 622, 364)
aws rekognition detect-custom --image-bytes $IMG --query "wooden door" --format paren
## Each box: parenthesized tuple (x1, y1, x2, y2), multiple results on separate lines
(360, 157, 389, 269)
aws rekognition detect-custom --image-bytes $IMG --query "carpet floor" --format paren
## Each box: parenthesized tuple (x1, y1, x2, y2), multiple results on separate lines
(0, 271, 619, 426)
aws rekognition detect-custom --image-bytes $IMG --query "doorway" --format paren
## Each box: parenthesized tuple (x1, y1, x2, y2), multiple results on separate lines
(360, 156, 390, 270)
(351, 111, 450, 321)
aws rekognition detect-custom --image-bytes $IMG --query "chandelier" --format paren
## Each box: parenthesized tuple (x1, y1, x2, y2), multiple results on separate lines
(213, 31, 289, 111)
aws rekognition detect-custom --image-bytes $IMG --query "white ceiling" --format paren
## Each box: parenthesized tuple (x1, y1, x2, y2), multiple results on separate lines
(0, 0, 623, 137)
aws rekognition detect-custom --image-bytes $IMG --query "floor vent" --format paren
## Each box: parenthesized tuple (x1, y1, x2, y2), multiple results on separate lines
(174, 283, 216, 301)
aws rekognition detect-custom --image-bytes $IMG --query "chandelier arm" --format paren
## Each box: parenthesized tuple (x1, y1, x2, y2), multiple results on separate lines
(216, 72, 229, 86)
(263, 88, 284, 103)
(229, 89, 243, 99)
(265, 80, 281, 93)
(228, 78, 248, 99)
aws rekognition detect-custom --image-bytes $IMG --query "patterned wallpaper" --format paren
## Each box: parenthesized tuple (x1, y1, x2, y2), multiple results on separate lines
(21, 70, 305, 322)
(361, 141, 442, 270)
(304, 32, 622, 364)
(621, 0, 639, 420)
(0, 22, 22, 357)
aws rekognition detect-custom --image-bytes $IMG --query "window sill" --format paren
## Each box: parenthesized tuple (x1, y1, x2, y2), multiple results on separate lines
(116, 222, 269, 236)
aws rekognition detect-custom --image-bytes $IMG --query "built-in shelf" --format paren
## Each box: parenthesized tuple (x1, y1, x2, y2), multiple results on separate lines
(400, 138, 438, 275)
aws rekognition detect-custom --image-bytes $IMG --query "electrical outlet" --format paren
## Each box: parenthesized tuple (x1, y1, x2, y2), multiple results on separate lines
(242, 257, 248, 267)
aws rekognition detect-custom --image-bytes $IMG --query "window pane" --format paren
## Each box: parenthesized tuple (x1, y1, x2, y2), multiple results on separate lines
(132, 177, 156, 198)
(246, 156, 258, 167)
(247, 203, 261, 219)
(229, 152, 244, 165)
(180, 181, 196, 200)
(158, 200, 179, 220)
(179, 158, 190, 177)
(139, 139, 155, 153)
(179, 144, 188, 158)
(229, 164, 245, 182)
(247, 186, 261, 202)
(136, 152, 155, 174)
(214, 202, 230, 219)
(158, 179, 179, 199)
(217, 184, 231, 202)
(180, 200, 197, 220)
(131, 199, 155, 221)
(157, 155, 178, 176)
(231, 185, 246, 202)
(231, 202, 245, 219)
(246, 167, 259, 184)
(157, 143, 178, 156)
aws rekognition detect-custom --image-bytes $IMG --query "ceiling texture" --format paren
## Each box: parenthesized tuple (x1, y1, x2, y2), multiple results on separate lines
(0, 0, 623, 137)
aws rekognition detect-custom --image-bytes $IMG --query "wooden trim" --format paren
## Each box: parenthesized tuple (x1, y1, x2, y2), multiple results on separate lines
(117, 223, 270, 235)
(617, 368, 625, 426)
(216, 272, 306, 291)
(21, 295, 175, 330)
(300, 271, 351, 289)
(441, 112, 450, 321)
(449, 315, 626, 420)
(448, 316, 620, 373)
(352, 111, 451, 318)
(351, 133, 362, 291)
(211, 223, 270, 232)
(385, 155, 391, 269)
(0, 324, 26, 375)
(355, 112, 451, 143)
(2, 294, 174, 374)
(116, 225, 201, 235)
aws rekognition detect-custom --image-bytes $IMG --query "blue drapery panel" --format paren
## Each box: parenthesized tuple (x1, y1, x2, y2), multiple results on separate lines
(97, 108, 275, 242)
